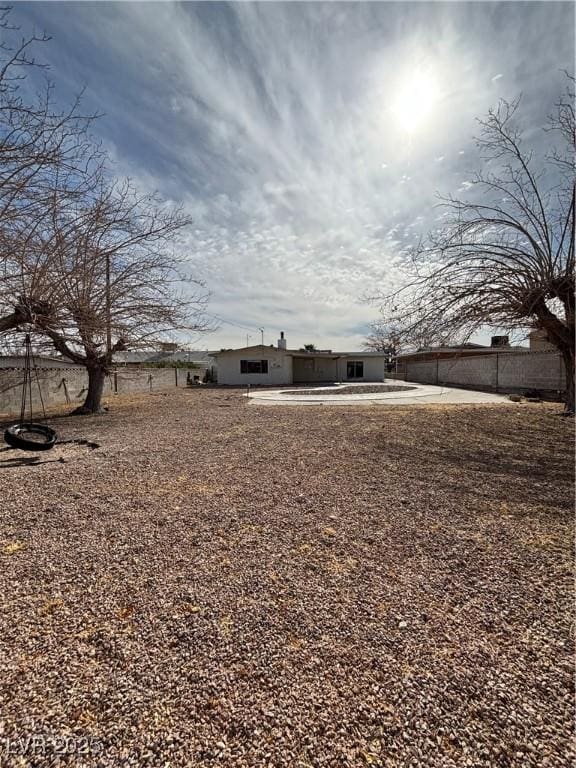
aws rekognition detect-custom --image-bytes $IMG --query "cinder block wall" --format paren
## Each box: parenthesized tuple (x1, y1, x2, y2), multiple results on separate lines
(401, 360, 434, 384)
(439, 356, 498, 388)
(397, 351, 566, 395)
(0, 368, 89, 415)
(112, 368, 180, 394)
(497, 352, 565, 392)
(0, 366, 190, 417)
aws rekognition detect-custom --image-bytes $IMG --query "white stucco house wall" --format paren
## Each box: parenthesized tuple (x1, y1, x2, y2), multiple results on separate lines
(212, 334, 387, 386)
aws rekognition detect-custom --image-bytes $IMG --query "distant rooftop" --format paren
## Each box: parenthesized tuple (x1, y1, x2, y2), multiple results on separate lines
(398, 343, 528, 359)
(0, 354, 83, 368)
(114, 349, 213, 365)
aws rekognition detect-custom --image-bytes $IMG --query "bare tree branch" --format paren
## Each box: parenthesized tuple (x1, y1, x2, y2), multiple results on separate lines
(372, 73, 575, 412)
(0, 11, 210, 413)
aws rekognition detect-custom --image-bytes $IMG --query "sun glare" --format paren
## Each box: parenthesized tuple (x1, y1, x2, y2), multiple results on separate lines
(391, 70, 440, 133)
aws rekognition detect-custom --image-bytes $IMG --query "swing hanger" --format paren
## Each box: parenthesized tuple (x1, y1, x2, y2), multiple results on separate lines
(3, 330, 58, 452)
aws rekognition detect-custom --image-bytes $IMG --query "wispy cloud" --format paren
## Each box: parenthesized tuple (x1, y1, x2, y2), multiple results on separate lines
(12, 1, 575, 349)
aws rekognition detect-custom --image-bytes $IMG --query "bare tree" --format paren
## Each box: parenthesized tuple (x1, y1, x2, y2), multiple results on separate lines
(0, 8, 98, 211)
(363, 323, 402, 372)
(21, 178, 209, 413)
(364, 322, 392, 353)
(0, 10, 208, 414)
(373, 77, 575, 412)
(364, 321, 451, 353)
(0, 8, 101, 335)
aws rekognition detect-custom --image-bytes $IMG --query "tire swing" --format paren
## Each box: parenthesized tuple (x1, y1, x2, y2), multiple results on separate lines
(4, 333, 57, 452)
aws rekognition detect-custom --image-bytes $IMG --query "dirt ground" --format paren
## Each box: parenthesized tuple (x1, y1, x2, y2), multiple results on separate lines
(0, 389, 573, 767)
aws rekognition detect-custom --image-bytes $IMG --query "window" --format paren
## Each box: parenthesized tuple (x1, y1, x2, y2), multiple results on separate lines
(346, 360, 364, 379)
(240, 359, 269, 374)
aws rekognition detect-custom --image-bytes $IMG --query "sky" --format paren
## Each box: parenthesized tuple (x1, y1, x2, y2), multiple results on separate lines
(10, 1, 575, 351)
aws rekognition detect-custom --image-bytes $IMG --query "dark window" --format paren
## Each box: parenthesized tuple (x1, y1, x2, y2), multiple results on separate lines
(240, 359, 269, 374)
(346, 360, 364, 378)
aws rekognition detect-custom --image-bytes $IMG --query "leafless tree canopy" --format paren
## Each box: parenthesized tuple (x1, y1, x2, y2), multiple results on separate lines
(372, 75, 575, 411)
(364, 319, 454, 354)
(0, 10, 209, 413)
(0, 7, 101, 333)
(0, 9, 99, 222)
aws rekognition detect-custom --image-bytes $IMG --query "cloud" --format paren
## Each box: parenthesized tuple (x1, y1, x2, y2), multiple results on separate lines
(10, 1, 575, 349)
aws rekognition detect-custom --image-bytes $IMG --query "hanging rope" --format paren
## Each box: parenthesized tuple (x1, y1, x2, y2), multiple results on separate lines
(5, 332, 57, 452)
(19, 333, 31, 425)
(29, 335, 48, 424)
(19, 333, 47, 425)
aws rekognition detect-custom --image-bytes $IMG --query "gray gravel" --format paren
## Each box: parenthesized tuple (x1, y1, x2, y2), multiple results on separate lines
(0, 390, 573, 767)
(282, 385, 416, 395)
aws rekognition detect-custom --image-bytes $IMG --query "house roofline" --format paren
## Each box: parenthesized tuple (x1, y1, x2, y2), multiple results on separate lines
(212, 344, 277, 357)
(212, 345, 389, 359)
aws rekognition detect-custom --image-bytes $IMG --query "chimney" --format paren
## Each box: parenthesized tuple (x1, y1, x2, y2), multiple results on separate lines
(277, 331, 287, 350)
(491, 335, 509, 348)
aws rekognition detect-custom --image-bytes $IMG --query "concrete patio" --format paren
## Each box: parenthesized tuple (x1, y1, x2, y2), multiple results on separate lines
(246, 380, 514, 406)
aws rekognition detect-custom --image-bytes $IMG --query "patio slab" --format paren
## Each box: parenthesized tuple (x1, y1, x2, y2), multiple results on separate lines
(247, 380, 513, 406)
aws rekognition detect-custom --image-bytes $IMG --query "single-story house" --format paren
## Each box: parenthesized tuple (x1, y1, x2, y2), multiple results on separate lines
(212, 334, 388, 386)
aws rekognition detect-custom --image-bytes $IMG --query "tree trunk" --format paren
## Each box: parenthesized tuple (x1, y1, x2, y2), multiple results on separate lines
(72, 365, 107, 415)
(562, 347, 575, 415)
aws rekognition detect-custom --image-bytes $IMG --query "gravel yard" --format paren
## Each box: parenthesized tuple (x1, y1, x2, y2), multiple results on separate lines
(0, 389, 573, 767)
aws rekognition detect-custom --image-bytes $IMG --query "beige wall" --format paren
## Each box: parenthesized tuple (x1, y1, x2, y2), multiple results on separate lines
(216, 349, 292, 386)
(337, 356, 385, 382)
(529, 330, 556, 351)
(293, 356, 338, 382)
(215, 351, 387, 385)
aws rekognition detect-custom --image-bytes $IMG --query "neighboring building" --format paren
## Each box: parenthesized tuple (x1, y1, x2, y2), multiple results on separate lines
(113, 349, 213, 367)
(0, 355, 83, 369)
(528, 329, 556, 352)
(213, 333, 388, 386)
(397, 337, 527, 366)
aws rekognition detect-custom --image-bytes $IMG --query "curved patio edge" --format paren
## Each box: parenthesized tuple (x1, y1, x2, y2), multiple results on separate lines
(246, 381, 453, 403)
(245, 381, 515, 406)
